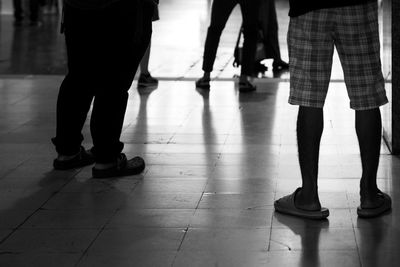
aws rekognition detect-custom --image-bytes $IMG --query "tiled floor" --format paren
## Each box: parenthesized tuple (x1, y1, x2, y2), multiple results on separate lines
(0, 0, 399, 267)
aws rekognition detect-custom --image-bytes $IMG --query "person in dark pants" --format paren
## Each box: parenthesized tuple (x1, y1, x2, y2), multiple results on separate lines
(13, 0, 42, 26)
(52, 0, 156, 178)
(138, 5, 160, 87)
(274, 0, 391, 219)
(257, 0, 288, 71)
(196, 0, 261, 92)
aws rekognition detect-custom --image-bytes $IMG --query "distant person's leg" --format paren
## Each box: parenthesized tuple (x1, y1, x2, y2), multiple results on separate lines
(196, 0, 237, 89)
(139, 40, 159, 87)
(29, 0, 41, 26)
(139, 6, 159, 87)
(140, 42, 151, 75)
(238, 0, 260, 92)
(266, 0, 289, 70)
(13, 0, 23, 25)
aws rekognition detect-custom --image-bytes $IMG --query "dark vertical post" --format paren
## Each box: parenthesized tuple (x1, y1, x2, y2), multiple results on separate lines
(392, 0, 400, 154)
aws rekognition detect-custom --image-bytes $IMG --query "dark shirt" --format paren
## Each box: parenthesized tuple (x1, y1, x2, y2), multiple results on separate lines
(289, 0, 375, 17)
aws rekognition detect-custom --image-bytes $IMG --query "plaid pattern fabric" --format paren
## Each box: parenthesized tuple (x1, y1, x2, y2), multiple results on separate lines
(288, 2, 388, 110)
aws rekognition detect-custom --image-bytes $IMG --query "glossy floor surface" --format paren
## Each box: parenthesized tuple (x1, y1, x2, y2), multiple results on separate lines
(0, 1, 399, 266)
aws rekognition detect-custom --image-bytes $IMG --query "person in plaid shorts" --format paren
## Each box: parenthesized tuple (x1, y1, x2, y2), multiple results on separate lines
(274, 0, 391, 219)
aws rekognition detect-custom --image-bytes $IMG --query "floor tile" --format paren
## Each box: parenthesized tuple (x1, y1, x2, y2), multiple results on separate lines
(145, 165, 214, 178)
(269, 228, 358, 251)
(198, 193, 275, 209)
(107, 209, 195, 229)
(133, 178, 207, 193)
(125, 192, 202, 209)
(263, 251, 360, 267)
(190, 209, 273, 229)
(87, 228, 185, 253)
(42, 192, 130, 210)
(0, 253, 81, 267)
(173, 251, 269, 267)
(0, 229, 98, 253)
(272, 209, 353, 229)
(21, 209, 114, 229)
(205, 178, 276, 194)
(180, 228, 270, 252)
(78, 251, 176, 267)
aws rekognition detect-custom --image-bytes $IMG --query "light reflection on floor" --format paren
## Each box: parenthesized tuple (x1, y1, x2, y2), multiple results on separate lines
(0, 0, 398, 266)
(0, 76, 398, 266)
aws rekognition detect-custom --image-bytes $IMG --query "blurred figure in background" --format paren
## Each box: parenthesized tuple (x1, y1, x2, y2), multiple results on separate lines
(138, 3, 160, 87)
(196, 0, 261, 93)
(13, 0, 43, 26)
(257, 0, 288, 72)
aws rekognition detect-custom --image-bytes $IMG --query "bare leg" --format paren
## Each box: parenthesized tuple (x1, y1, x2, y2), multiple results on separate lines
(356, 108, 384, 206)
(295, 106, 324, 210)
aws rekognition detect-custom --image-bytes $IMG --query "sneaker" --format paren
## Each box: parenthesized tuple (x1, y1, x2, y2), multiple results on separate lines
(53, 146, 95, 170)
(195, 77, 210, 90)
(138, 73, 158, 87)
(92, 153, 145, 179)
(239, 80, 256, 93)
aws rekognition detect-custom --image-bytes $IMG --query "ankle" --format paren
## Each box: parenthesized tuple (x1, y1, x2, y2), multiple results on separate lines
(203, 72, 210, 79)
(239, 75, 249, 82)
(360, 179, 378, 193)
(295, 189, 321, 211)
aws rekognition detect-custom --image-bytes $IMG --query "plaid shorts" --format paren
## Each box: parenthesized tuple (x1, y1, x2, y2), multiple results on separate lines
(288, 2, 388, 110)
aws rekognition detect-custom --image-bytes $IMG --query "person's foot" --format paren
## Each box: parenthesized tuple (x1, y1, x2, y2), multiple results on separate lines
(274, 188, 329, 219)
(53, 146, 95, 170)
(195, 76, 210, 90)
(358, 189, 392, 218)
(272, 60, 289, 71)
(138, 73, 158, 87)
(254, 61, 268, 73)
(239, 80, 256, 93)
(92, 153, 145, 179)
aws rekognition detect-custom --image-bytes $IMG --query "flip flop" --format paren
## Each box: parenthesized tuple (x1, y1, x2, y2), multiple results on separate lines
(357, 191, 392, 218)
(274, 188, 329, 220)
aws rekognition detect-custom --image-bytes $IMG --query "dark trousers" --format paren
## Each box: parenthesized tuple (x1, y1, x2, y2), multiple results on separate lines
(202, 0, 260, 76)
(259, 0, 281, 60)
(13, 0, 40, 22)
(53, 0, 153, 163)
